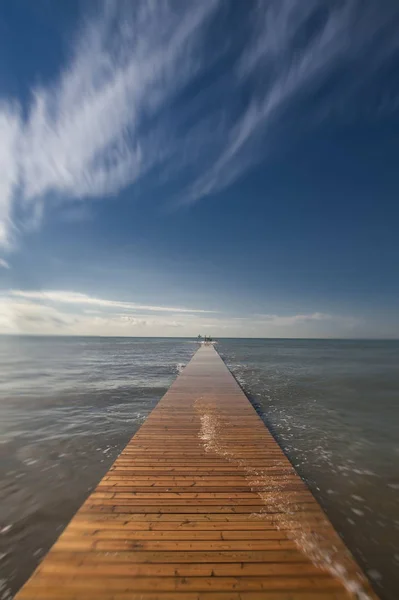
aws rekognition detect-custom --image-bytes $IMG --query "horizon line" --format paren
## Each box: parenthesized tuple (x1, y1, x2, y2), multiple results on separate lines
(1, 333, 398, 341)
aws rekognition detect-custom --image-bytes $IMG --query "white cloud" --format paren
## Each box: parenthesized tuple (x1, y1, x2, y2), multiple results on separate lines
(257, 312, 332, 327)
(0, 297, 75, 333)
(10, 289, 216, 314)
(0, 107, 20, 247)
(0, 258, 10, 269)
(0, 0, 218, 246)
(186, 0, 399, 202)
(0, 290, 358, 337)
(1, 0, 398, 240)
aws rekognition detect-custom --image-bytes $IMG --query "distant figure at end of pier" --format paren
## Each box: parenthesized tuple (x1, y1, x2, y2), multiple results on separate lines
(197, 334, 214, 345)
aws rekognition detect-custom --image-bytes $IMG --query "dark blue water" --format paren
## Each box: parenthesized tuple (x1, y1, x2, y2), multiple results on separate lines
(0, 337, 398, 599)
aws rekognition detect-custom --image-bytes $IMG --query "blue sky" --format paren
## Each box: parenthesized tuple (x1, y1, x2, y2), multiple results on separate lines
(1, 0, 399, 337)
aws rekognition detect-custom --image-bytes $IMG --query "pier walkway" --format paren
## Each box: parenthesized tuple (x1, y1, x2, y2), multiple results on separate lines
(16, 345, 377, 599)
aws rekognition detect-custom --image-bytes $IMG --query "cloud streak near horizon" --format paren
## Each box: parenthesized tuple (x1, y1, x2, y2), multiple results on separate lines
(9, 289, 216, 314)
(0, 288, 356, 337)
(1, 0, 399, 251)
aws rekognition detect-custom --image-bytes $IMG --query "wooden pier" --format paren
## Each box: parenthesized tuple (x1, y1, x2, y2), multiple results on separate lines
(16, 345, 377, 599)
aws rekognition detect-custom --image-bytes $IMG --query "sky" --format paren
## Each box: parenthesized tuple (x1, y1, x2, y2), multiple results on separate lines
(1, 0, 399, 338)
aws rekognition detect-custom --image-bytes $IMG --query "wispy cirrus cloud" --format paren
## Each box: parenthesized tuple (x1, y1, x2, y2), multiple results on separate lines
(0, 0, 219, 248)
(186, 0, 399, 202)
(1, 0, 399, 250)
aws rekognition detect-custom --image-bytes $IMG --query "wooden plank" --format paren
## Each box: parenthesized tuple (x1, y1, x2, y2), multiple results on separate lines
(19, 575, 347, 591)
(16, 590, 354, 600)
(36, 562, 337, 577)
(15, 345, 378, 600)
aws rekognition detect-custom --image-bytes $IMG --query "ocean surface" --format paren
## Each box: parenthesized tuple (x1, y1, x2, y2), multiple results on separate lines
(0, 337, 398, 600)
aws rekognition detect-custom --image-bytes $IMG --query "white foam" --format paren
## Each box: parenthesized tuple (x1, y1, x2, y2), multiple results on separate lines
(0, 526, 11, 535)
(351, 508, 365, 517)
(194, 396, 374, 600)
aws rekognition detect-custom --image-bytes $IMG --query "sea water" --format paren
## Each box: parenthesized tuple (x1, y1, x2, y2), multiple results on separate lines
(0, 336, 398, 599)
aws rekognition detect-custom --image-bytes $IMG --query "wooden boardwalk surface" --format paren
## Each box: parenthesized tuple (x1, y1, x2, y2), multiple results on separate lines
(16, 345, 377, 600)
